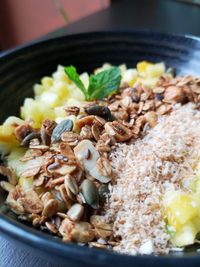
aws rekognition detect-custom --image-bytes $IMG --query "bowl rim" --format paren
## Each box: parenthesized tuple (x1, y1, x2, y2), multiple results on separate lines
(1, 29, 200, 265)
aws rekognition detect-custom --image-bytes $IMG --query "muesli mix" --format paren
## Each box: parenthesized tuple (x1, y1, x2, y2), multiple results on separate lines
(1, 62, 200, 254)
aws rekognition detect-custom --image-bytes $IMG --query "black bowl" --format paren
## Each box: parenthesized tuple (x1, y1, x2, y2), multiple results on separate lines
(1, 30, 200, 267)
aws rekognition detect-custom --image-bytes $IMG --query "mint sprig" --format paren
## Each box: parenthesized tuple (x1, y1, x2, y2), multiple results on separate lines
(64, 65, 121, 101)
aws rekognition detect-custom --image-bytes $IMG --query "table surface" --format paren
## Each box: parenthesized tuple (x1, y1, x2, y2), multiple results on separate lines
(1, 0, 200, 266)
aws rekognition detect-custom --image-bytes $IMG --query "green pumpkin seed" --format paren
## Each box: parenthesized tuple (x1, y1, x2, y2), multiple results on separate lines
(81, 179, 99, 209)
(98, 184, 109, 202)
(85, 105, 114, 121)
(21, 132, 41, 147)
(52, 119, 73, 143)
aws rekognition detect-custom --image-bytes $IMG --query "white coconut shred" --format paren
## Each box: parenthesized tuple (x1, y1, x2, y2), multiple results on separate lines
(106, 103, 200, 255)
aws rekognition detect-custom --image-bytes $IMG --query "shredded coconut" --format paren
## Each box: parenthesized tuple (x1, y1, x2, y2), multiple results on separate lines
(106, 103, 200, 255)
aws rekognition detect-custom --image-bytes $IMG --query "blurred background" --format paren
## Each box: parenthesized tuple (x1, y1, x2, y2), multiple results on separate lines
(0, 0, 200, 50)
(0, 0, 110, 50)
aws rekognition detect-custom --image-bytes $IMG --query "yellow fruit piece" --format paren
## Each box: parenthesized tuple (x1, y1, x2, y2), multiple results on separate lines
(122, 69, 138, 86)
(171, 222, 198, 247)
(19, 176, 33, 192)
(41, 77, 53, 90)
(146, 62, 165, 78)
(33, 84, 46, 96)
(0, 116, 24, 154)
(38, 92, 60, 108)
(137, 61, 153, 73)
(165, 191, 198, 230)
(21, 98, 55, 128)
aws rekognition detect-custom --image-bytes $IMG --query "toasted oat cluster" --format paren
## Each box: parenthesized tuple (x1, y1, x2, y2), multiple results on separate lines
(1, 62, 200, 254)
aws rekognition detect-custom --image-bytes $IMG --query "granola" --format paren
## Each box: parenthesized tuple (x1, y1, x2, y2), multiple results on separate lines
(1, 62, 200, 255)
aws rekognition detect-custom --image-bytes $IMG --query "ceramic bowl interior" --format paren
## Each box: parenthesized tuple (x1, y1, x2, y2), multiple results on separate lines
(1, 31, 200, 267)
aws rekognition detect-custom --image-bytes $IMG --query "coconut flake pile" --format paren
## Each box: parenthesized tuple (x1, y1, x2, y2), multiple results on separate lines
(106, 103, 200, 255)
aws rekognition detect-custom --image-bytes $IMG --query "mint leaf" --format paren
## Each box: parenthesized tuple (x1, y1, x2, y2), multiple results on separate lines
(88, 67, 121, 100)
(64, 66, 88, 98)
(64, 65, 121, 101)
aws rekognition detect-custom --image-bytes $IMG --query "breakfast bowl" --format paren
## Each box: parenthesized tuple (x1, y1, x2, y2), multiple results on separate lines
(1, 30, 200, 267)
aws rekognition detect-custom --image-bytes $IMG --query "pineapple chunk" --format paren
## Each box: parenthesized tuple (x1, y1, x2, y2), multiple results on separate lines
(122, 69, 138, 86)
(146, 62, 165, 78)
(41, 77, 53, 89)
(137, 61, 153, 74)
(0, 116, 24, 154)
(164, 191, 198, 229)
(172, 222, 198, 247)
(21, 98, 55, 128)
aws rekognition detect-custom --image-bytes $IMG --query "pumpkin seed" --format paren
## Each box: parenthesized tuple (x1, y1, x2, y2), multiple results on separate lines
(81, 179, 99, 209)
(52, 119, 73, 143)
(85, 105, 114, 121)
(98, 184, 109, 202)
(67, 203, 84, 221)
(64, 174, 79, 195)
(21, 132, 41, 147)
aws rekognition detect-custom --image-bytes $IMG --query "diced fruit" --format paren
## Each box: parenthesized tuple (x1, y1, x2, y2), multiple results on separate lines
(122, 69, 138, 86)
(19, 176, 33, 192)
(0, 116, 24, 154)
(146, 62, 165, 78)
(41, 77, 53, 89)
(21, 98, 55, 128)
(171, 222, 198, 247)
(164, 191, 197, 230)
(137, 61, 153, 74)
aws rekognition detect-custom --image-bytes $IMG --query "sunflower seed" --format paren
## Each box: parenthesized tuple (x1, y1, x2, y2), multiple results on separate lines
(52, 119, 73, 143)
(64, 174, 79, 195)
(67, 203, 84, 221)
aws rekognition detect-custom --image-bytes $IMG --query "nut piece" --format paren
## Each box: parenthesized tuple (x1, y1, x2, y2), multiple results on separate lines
(104, 121, 133, 142)
(74, 140, 111, 183)
(67, 203, 84, 221)
(144, 111, 158, 128)
(164, 86, 186, 104)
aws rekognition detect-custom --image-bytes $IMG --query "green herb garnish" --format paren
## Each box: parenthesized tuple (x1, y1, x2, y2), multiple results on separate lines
(64, 65, 121, 101)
